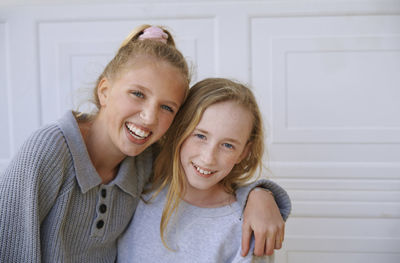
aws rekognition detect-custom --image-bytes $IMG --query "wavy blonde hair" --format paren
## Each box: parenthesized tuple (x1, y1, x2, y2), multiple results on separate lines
(150, 78, 265, 249)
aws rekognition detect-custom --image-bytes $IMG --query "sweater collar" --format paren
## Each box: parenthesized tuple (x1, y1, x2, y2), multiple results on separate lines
(57, 111, 141, 197)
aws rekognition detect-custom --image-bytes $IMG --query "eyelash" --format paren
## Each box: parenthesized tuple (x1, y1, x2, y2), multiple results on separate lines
(161, 105, 174, 113)
(132, 91, 174, 113)
(132, 91, 144, 98)
(194, 134, 235, 149)
(194, 133, 206, 140)
(222, 143, 234, 149)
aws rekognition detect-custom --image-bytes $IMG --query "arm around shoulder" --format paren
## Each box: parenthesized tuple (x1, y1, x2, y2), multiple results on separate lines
(236, 179, 291, 221)
(237, 179, 291, 256)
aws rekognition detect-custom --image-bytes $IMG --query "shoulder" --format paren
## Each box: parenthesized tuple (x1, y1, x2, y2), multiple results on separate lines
(0, 120, 75, 209)
(26, 122, 67, 150)
(3, 117, 74, 185)
(19, 111, 82, 169)
(19, 122, 70, 165)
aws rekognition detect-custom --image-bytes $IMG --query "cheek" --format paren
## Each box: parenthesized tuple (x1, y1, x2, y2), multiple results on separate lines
(180, 138, 190, 153)
(158, 115, 175, 133)
(106, 94, 126, 117)
(223, 154, 243, 170)
(179, 138, 193, 162)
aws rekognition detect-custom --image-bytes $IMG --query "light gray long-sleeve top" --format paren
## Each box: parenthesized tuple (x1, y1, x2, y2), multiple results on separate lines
(117, 187, 273, 263)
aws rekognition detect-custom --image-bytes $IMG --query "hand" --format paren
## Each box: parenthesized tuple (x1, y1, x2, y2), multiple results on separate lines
(241, 188, 285, 257)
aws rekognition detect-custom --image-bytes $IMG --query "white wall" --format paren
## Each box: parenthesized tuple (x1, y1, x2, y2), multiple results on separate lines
(1, 1, 400, 262)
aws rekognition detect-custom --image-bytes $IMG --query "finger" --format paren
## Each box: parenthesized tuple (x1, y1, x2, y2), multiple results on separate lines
(241, 224, 252, 256)
(265, 232, 276, 256)
(275, 231, 283, 250)
(253, 231, 266, 257)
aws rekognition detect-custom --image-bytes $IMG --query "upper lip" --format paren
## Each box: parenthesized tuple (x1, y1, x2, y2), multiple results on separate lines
(192, 162, 217, 174)
(125, 122, 152, 137)
(126, 121, 151, 132)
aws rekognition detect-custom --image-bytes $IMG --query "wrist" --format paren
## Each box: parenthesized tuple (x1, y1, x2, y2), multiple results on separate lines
(248, 187, 275, 204)
(253, 187, 274, 196)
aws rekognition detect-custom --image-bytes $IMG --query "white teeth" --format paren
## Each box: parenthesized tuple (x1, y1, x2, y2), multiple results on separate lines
(195, 165, 213, 175)
(126, 123, 150, 139)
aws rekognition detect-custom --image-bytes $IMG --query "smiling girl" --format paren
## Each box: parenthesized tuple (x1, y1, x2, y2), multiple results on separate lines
(117, 78, 288, 262)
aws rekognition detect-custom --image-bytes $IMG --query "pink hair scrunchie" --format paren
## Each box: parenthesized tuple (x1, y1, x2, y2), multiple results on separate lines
(138, 26, 169, 44)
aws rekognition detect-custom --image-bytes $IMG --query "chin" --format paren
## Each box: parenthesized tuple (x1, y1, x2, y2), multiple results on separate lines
(190, 182, 212, 191)
(123, 146, 146, 157)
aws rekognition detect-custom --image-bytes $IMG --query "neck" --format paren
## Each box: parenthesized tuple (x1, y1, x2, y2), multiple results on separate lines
(182, 183, 236, 208)
(79, 116, 126, 184)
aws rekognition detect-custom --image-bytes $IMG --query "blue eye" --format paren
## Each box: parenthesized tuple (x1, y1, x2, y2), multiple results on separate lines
(194, 134, 206, 140)
(132, 91, 144, 98)
(161, 105, 174, 113)
(222, 143, 234, 149)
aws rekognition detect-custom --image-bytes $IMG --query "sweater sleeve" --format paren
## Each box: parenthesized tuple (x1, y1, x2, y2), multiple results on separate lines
(236, 179, 292, 221)
(0, 125, 69, 262)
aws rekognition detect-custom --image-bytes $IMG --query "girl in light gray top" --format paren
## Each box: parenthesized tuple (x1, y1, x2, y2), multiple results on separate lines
(0, 25, 290, 262)
(118, 78, 289, 262)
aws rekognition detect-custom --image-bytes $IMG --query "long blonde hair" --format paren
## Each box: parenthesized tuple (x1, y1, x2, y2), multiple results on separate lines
(151, 78, 265, 248)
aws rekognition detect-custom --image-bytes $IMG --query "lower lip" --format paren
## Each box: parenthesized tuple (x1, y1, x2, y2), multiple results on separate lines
(192, 164, 214, 178)
(125, 125, 151, 145)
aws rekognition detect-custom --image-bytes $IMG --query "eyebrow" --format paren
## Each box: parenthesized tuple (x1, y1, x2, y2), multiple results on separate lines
(133, 84, 180, 109)
(194, 128, 243, 145)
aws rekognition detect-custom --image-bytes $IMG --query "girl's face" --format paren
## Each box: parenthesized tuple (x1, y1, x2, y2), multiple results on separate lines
(180, 100, 253, 194)
(98, 60, 187, 158)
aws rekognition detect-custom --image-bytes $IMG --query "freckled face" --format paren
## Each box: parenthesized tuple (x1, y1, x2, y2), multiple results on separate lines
(179, 101, 253, 194)
(98, 60, 187, 158)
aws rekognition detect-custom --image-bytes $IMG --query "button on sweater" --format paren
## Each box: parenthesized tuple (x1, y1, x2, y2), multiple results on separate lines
(0, 111, 153, 262)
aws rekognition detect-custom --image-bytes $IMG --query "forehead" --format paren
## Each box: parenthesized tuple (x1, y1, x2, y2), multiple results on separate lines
(118, 58, 187, 102)
(123, 56, 186, 82)
(196, 101, 253, 142)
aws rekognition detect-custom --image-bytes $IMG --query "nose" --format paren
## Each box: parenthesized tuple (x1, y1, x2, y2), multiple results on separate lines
(139, 103, 158, 126)
(199, 143, 217, 166)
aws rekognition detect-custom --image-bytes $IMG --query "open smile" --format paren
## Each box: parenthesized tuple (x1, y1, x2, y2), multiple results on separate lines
(125, 122, 152, 144)
(191, 162, 217, 177)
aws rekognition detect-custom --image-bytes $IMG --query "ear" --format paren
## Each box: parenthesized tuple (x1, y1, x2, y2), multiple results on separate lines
(236, 142, 252, 164)
(97, 77, 111, 107)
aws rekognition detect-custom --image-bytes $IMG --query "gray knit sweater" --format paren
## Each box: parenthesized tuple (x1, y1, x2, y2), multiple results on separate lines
(0, 111, 291, 262)
(0, 111, 153, 262)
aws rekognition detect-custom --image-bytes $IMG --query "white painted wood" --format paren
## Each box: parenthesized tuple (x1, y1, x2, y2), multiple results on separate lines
(0, 22, 11, 167)
(1, 1, 400, 262)
(251, 15, 400, 143)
